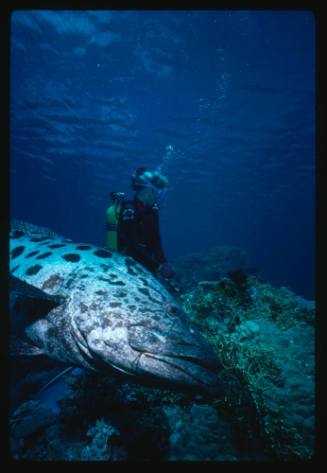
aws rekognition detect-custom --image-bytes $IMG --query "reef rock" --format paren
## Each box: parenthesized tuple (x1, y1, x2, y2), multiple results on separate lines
(10, 399, 57, 457)
(163, 403, 237, 461)
(182, 274, 315, 460)
(173, 245, 253, 291)
(10, 400, 57, 439)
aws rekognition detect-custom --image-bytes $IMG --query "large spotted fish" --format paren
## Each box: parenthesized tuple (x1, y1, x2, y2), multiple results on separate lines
(10, 220, 223, 394)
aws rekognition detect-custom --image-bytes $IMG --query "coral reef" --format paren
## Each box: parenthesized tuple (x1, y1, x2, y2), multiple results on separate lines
(182, 273, 315, 460)
(78, 419, 118, 461)
(9, 366, 237, 461)
(10, 400, 57, 458)
(172, 246, 254, 291)
(163, 403, 237, 461)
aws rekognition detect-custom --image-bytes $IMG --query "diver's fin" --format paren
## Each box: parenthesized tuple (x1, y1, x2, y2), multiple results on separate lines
(10, 274, 65, 333)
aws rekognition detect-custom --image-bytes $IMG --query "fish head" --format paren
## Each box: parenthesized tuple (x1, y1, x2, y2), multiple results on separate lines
(84, 298, 224, 395)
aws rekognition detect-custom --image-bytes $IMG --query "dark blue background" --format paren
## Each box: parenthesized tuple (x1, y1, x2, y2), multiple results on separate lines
(10, 10, 315, 299)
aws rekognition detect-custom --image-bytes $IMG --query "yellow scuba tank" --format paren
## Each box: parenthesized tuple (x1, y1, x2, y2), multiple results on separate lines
(105, 192, 125, 251)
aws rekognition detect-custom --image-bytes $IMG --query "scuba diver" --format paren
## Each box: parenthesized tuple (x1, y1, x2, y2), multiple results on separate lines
(106, 167, 176, 284)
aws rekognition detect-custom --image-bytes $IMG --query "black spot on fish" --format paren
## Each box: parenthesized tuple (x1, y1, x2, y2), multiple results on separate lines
(76, 245, 92, 250)
(94, 249, 112, 259)
(95, 290, 108, 296)
(80, 303, 88, 313)
(126, 258, 147, 276)
(36, 252, 53, 259)
(99, 276, 125, 286)
(99, 276, 110, 283)
(42, 274, 64, 290)
(11, 246, 25, 259)
(140, 277, 149, 286)
(114, 289, 128, 298)
(26, 265, 42, 276)
(109, 302, 122, 308)
(11, 265, 20, 273)
(125, 257, 138, 268)
(102, 319, 112, 328)
(12, 230, 25, 239)
(48, 243, 67, 249)
(125, 258, 140, 276)
(26, 250, 40, 258)
(90, 302, 100, 311)
(138, 307, 153, 314)
(46, 326, 56, 340)
(127, 267, 138, 276)
(138, 287, 161, 305)
(30, 237, 49, 242)
(65, 276, 76, 289)
(138, 287, 151, 297)
(101, 264, 110, 272)
(62, 253, 81, 263)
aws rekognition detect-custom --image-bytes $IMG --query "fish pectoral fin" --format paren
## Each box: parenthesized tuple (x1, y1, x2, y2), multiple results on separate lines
(10, 275, 65, 332)
(10, 336, 46, 357)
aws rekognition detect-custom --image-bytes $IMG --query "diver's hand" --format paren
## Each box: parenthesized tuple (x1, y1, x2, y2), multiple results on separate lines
(158, 262, 176, 279)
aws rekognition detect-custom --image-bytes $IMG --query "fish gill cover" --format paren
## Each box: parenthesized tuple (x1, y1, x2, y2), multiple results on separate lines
(9, 10, 315, 461)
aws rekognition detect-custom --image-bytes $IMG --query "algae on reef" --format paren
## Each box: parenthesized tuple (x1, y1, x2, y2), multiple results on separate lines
(182, 273, 315, 461)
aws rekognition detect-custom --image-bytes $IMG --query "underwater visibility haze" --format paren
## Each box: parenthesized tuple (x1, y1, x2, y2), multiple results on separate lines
(9, 10, 316, 462)
(10, 9, 315, 299)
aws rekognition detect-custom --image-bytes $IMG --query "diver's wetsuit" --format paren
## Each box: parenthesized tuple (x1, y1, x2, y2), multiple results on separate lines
(117, 198, 166, 273)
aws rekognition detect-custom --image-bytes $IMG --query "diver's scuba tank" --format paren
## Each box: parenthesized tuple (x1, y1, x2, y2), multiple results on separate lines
(105, 192, 125, 251)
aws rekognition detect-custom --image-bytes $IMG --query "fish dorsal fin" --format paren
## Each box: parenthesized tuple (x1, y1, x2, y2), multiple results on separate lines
(10, 275, 65, 332)
(10, 220, 66, 240)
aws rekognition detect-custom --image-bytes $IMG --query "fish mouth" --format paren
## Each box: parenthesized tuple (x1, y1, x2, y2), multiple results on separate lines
(139, 350, 223, 392)
(85, 323, 223, 393)
(105, 350, 222, 392)
(128, 326, 224, 392)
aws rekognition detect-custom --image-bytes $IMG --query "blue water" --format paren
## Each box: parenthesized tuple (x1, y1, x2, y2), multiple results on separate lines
(10, 10, 315, 299)
(36, 367, 85, 414)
